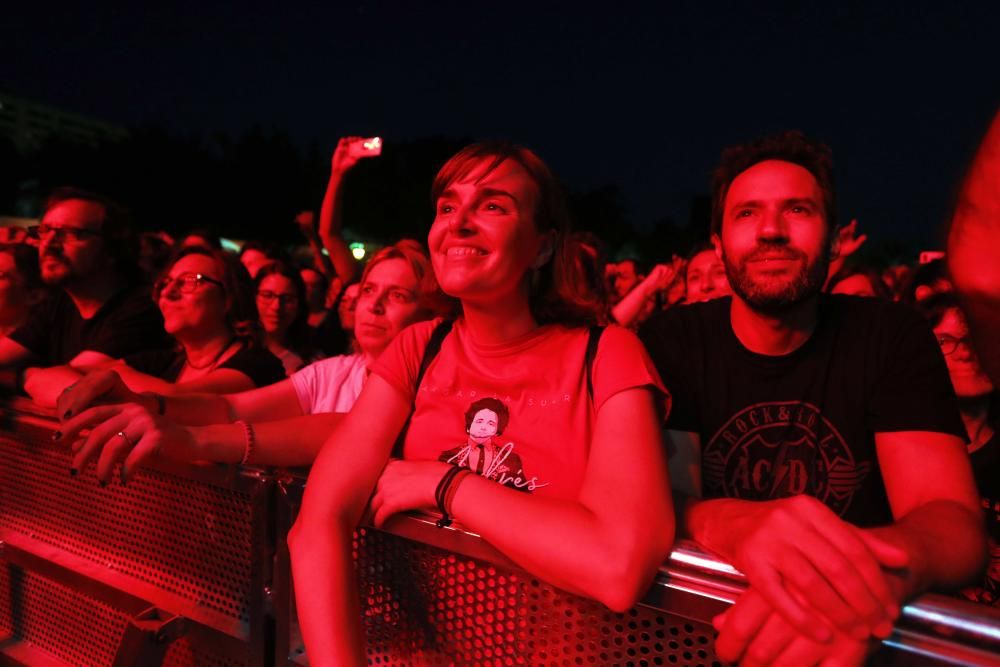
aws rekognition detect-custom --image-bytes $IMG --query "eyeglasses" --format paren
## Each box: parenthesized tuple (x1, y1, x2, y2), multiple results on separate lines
(936, 334, 975, 356)
(257, 291, 299, 307)
(154, 272, 225, 297)
(27, 224, 104, 244)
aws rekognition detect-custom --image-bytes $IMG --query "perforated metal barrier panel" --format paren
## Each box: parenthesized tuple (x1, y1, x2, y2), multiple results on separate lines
(2, 398, 999, 666)
(351, 528, 723, 667)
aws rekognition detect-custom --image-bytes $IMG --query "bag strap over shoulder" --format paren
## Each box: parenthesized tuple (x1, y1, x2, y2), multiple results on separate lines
(585, 325, 605, 402)
(391, 319, 454, 458)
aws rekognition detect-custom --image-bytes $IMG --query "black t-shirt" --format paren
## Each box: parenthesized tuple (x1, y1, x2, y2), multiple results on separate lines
(124, 345, 286, 388)
(961, 422, 1000, 606)
(9, 285, 172, 365)
(639, 295, 966, 527)
(309, 310, 351, 358)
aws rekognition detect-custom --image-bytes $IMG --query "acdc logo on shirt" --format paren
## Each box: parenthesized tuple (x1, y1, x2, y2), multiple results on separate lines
(703, 401, 871, 517)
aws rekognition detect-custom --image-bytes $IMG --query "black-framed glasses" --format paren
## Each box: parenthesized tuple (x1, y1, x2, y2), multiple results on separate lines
(154, 272, 225, 297)
(936, 334, 974, 356)
(27, 224, 104, 244)
(257, 290, 299, 307)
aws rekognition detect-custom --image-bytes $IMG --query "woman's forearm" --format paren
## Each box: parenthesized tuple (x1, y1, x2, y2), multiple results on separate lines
(194, 413, 344, 466)
(288, 517, 367, 666)
(449, 476, 672, 612)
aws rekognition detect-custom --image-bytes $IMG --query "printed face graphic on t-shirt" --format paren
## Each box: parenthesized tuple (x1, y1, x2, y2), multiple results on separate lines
(468, 408, 499, 443)
(438, 398, 546, 492)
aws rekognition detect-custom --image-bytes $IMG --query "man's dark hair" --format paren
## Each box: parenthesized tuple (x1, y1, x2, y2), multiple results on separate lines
(44, 187, 139, 277)
(710, 131, 836, 237)
(464, 397, 511, 435)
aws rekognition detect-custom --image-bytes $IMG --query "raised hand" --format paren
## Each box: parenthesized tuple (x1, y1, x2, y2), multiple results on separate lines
(331, 136, 380, 175)
(837, 219, 868, 259)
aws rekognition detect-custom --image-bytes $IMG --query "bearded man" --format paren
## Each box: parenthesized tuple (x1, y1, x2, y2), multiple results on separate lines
(0, 188, 170, 391)
(640, 132, 985, 665)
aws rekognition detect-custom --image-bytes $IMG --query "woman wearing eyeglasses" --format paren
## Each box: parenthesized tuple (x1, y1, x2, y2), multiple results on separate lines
(116, 246, 286, 393)
(255, 261, 320, 376)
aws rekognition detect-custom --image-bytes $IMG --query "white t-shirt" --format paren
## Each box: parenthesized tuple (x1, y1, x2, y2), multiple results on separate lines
(290, 353, 368, 414)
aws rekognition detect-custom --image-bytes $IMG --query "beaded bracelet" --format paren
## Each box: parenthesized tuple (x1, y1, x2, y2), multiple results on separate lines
(235, 420, 255, 465)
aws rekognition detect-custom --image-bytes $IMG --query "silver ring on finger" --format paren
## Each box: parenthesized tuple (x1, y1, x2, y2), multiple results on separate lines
(116, 431, 136, 449)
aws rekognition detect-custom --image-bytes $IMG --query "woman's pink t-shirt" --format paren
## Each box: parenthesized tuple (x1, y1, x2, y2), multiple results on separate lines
(373, 318, 667, 500)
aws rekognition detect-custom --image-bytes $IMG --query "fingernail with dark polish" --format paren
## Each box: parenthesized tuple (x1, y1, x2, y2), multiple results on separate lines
(98, 480, 107, 488)
(51, 431, 62, 441)
(69, 468, 77, 477)
(63, 410, 72, 419)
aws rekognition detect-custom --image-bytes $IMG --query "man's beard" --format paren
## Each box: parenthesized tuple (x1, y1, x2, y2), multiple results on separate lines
(723, 242, 829, 312)
(40, 252, 75, 286)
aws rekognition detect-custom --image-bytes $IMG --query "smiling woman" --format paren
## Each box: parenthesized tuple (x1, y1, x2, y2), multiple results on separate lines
(289, 142, 675, 664)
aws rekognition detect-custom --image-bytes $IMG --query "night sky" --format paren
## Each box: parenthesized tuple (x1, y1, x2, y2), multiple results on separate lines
(4, 1, 999, 249)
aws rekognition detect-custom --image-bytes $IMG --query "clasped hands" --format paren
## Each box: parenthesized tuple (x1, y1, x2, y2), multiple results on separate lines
(712, 495, 909, 666)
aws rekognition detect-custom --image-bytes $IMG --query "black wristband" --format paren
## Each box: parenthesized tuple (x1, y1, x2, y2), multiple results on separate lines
(434, 465, 464, 528)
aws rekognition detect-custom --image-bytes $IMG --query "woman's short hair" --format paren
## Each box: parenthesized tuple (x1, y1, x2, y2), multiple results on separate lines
(358, 239, 457, 320)
(255, 260, 313, 357)
(156, 246, 264, 348)
(431, 142, 602, 327)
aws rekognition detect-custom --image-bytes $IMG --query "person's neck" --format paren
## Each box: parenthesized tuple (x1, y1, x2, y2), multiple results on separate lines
(180, 329, 236, 369)
(730, 294, 819, 356)
(64, 269, 123, 319)
(958, 395, 994, 453)
(264, 332, 290, 356)
(461, 291, 539, 347)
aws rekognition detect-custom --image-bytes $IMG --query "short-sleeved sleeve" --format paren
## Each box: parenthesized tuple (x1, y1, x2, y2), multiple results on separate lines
(290, 354, 367, 414)
(7, 297, 57, 360)
(371, 318, 443, 400)
(868, 306, 967, 438)
(592, 325, 669, 418)
(639, 310, 700, 432)
(218, 347, 286, 388)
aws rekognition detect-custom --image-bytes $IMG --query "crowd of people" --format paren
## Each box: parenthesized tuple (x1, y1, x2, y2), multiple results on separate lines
(1, 111, 999, 666)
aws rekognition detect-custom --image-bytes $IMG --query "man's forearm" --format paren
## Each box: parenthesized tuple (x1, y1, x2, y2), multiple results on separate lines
(868, 499, 986, 603)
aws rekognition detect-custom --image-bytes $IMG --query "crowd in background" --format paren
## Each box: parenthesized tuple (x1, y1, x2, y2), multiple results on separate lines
(0, 121, 998, 666)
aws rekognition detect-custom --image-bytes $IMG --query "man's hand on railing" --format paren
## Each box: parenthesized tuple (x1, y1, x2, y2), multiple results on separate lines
(713, 587, 873, 666)
(58, 401, 200, 485)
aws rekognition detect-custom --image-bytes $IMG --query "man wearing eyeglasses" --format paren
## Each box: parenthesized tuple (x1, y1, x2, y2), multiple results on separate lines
(0, 187, 171, 397)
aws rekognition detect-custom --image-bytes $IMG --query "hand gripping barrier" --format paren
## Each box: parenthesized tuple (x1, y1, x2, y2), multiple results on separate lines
(1, 397, 999, 666)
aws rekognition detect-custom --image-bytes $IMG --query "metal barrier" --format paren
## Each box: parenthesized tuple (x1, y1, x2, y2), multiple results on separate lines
(1, 398, 999, 666)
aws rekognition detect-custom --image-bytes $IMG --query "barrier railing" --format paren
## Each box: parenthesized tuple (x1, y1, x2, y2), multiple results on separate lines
(1, 397, 998, 666)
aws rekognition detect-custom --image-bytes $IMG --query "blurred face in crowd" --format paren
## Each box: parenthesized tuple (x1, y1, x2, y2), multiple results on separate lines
(257, 273, 300, 340)
(353, 258, 422, 358)
(716, 160, 831, 311)
(685, 249, 731, 303)
(37, 199, 109, 287)
(428, 158, 546, 307)
(338, 283, 360, 332)
(468, 408, 499, 444)
(156, 254, 229, 339)
(831, 273, 878, 297)
(240, 249, 273, 279)
(934, 307, 994, 399)
(300, 268, 327, 312)
(613, 260, 641, 301)
(0, 250, 35, 329)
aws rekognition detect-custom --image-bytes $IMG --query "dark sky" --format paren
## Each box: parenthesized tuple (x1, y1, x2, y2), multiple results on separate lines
(4, 1, 999, 247)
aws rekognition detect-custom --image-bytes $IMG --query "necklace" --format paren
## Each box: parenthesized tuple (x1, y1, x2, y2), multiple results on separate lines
(185, 337, 237, 371)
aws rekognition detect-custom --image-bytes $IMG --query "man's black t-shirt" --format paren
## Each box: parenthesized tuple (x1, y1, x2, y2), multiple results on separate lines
(9, 286, 171, 365)
(639, 295, 966, 527)
(962, 423, 1000, 606)
(123, 345, 286, 389)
